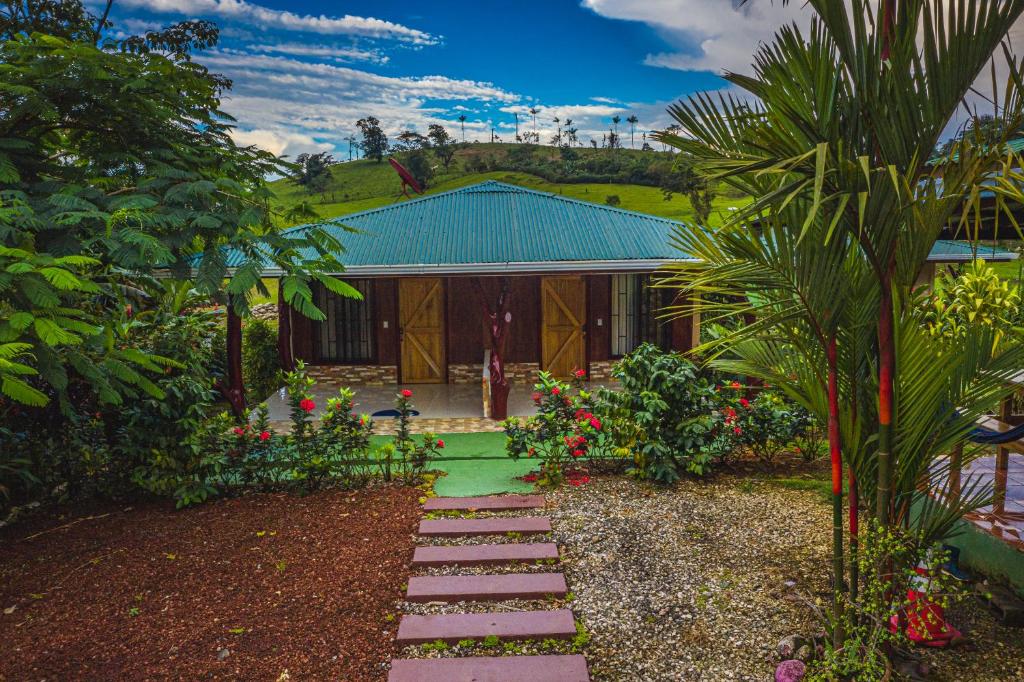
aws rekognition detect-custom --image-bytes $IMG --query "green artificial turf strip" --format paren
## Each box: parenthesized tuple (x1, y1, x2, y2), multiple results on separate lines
(370, 431, 538, 496)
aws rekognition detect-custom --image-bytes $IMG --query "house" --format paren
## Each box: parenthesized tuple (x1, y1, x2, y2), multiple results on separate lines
(271, 181, 703, 391)
(221, 180, 1016, 417)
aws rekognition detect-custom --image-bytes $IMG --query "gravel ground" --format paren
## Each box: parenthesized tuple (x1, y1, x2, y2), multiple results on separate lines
(545, 475, 1024, 682)
(546, 476, 829, 681)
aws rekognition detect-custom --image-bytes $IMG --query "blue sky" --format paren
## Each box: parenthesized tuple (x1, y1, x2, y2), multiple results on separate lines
(100, 0, 816, 158)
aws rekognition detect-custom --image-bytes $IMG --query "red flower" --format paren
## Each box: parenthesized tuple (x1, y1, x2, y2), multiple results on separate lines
(730, 381, 742, 390)
(528, 447, 536, 457)
(436, 439, 445, 448)
(551, 387, 561, 396)
(574, 368, 586, 378)
(590, 418, 602, 431)
(574, 408, 586, 419)
(259, 431, 271, 441)
(299, 398, 316, 413)
(401, 389, 413, 398)
(734, 426, 742, 435)
(739, 398, 750, 408)
(532, 392, 542, 403)
(233, 427, 245, 436)
(572, 449, 584, 458)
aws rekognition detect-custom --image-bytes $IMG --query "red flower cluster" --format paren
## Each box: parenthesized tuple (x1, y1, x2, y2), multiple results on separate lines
(739, 397, 750, 408)
(730, 381, 742, 389)
(551, 386, 561, 396)
(401, 389, 413, 398)
(259, 431, 271, 442)
(436, 439, 445, 448)
(299, 398, 316, 413)
(573, 368, 586, 379)
(531, 392, 542, 403)
(566, 470, 591, 486)
(573, 408, 602, 431)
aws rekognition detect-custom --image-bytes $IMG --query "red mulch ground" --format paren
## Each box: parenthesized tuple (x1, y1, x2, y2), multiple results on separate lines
(0, 485, 421, 681)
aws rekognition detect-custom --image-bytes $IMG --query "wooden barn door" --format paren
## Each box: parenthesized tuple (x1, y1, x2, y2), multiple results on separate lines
(399, 278, 446, 383)
(541, 276, 586, 379)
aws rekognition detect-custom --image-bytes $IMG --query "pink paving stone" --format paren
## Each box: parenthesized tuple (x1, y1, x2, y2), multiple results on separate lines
(388, 654, 590, 682)
(395, 609, 577, 645)
(417, 516, 552, 537)
(411, 542, 560, 567)
(423, 494, 546, 511)
(406, 572, 568, 602)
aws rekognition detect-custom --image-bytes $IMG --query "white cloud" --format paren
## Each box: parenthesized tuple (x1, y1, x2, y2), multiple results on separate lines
(117, 0, 439, 44)
(582, 0, 809, 75)
(203, 50, 520, 104)
(248, 42, 388, 64)
(231, 128, 332, 157)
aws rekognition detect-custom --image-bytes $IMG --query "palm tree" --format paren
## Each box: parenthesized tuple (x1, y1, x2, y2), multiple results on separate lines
(658, 0, 1024, 655)
(552, 116, 561, 146)
(611, 115, 620, 135)
(626, 114, 638, 148)
(529, 107, 539, 137)
(457, 114, 467, 143)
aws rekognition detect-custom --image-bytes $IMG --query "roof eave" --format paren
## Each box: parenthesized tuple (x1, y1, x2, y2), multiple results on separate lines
(252, 258, 696, 277)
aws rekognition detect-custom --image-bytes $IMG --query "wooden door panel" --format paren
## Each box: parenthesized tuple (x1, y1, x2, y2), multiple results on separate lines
(399, 278, 446, 383)
(541, 277, 585, 379)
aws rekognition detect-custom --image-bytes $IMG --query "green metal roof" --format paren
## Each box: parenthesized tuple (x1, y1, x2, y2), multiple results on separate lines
(258, 180, 689, 274)
(218, 180, 1017, 275)
(926, 239, 1017, 262)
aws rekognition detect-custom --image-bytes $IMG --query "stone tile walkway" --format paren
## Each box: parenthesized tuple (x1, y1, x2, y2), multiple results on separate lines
(388, 495, 590, 681)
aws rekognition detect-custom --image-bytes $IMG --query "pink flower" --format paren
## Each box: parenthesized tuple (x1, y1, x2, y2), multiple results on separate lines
(259, 431, 271, 442)
(401, 389, 413, 398)
(436, 439, 445, 448)
(299, 398, 316, 413)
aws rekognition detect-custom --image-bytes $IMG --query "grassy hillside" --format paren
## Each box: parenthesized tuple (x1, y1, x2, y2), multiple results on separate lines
(269, 143, 748, 226)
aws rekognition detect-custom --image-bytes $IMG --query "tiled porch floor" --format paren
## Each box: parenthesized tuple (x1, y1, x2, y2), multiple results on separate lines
(262, 381, 617, 432)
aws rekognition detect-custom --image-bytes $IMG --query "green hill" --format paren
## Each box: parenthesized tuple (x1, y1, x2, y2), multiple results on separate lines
(269, 143, 748, 225)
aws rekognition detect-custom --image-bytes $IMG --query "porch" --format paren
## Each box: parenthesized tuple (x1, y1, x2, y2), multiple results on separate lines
(262, 380, 618, 433)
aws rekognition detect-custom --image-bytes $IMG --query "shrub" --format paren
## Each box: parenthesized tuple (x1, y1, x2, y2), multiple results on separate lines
(504, 370, 616, 486)
(595, 344, 724, 482)
(242, 318, 281, 402)
(717, 388, 801, 463)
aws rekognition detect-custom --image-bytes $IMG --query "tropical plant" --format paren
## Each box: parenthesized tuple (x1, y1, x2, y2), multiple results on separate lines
(0, 4, 356, 411)
(595, 344, 724, 481)
(657, 0, 1024, 658)
(505, 370, 612, 486)
(922, 259, 1021, 345)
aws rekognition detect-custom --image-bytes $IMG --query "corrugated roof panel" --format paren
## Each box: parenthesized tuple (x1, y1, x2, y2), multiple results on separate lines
(216, 180, 1016, 270)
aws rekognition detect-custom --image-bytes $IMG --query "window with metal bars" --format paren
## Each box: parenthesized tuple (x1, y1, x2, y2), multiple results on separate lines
(610, 274, 672, 356)
(313, 280, 374, 363)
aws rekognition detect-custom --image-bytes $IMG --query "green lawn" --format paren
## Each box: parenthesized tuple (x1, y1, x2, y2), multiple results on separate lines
(369, 431, 537, 497)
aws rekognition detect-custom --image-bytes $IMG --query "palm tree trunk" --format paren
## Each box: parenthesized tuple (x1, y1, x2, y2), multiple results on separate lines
(827, 335, 846, 646)
(876, 273, 895, 525)
(848, 469, 859, 605)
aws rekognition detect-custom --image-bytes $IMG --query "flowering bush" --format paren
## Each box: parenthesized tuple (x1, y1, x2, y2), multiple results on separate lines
(378, 388, 443, 484)
(504, 370, 614, 486)
(716, 387, 802, 463)
(596, 344, 725, 482)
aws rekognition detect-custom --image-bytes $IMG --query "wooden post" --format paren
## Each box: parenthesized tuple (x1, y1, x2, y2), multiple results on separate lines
(223, 296, 246, 417)
(277, 285, 294, 372)
(475, 278, 512, 421)
(995, 393, 1013, 514)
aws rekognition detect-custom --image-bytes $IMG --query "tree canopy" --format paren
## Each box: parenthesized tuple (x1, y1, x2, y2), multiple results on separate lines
(0, 1, 352, 409)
